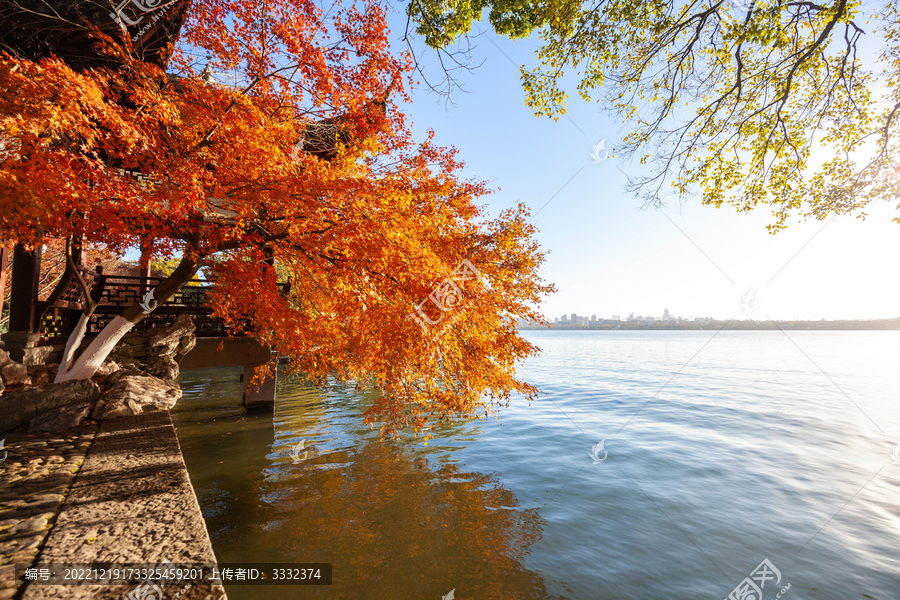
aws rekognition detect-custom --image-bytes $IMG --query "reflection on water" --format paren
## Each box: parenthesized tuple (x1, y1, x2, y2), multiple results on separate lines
(172, 368, 564, 599)
(174, 332, 900, 599)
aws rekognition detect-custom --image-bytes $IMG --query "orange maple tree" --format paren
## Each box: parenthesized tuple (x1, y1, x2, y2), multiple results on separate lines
(0, 0, 552, 439)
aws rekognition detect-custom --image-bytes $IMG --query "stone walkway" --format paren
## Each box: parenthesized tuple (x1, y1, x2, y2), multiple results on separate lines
(0, 425, 97, 600)
(1, 412, 226, 600)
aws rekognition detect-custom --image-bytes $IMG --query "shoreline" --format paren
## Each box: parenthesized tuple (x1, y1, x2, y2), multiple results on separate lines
(519, 318, 900, 331)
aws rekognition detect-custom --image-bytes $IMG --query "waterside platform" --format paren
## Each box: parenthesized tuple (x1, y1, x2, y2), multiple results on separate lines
(0, 412, 226, 599)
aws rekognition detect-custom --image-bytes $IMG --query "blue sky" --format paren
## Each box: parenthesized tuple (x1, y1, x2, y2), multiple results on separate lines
(389, 12, 900, 322)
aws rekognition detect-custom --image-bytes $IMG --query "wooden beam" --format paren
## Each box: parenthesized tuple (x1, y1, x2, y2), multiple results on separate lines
(178, 337, 272, 370)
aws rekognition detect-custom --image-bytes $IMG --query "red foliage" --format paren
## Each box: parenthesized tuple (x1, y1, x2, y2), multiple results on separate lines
(0, 0, 553, 438)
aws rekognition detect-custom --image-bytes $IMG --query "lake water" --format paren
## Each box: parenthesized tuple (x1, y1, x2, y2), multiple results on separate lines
(171, 330, 900, 599)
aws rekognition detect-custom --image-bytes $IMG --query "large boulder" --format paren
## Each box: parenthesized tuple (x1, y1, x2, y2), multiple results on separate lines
(177, 333, 197, 355)
(82, 314, 196, 381)
(139, 353, 180, 381)
(92, 374, 182, 420)
(1, 362, 30, 386)
(29, 402, 92, 433)
(0, 379, 101, 432)
(148, 314, 196, 354)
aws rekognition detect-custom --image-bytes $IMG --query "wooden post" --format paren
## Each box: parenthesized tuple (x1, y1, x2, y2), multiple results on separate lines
(138, 242, 151, 279)
(138, 240, 152, 300)
(1, 243, 44, 364)
(0, 244, 9, 321)
(7, 243, 42, 333)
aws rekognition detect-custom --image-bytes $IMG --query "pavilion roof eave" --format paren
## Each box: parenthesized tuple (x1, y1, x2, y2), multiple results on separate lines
(0, 0, 192, 70)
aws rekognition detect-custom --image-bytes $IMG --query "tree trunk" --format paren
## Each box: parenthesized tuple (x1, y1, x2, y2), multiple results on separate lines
(54, 254, 201, 383)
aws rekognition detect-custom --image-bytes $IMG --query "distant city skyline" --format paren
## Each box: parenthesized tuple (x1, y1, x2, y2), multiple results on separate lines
(521, 310, 896, 327)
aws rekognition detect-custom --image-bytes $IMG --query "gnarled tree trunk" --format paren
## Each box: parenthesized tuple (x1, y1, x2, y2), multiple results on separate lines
(55, 253, 201, 383)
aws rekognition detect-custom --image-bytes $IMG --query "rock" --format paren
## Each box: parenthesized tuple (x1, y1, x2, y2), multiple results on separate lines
(80, 314, 196, 382)
(30, 370, 50, 386)
(92, 374, 182, 421)
(91, 399, 135, 420)
(0, 362, 30, 386)
(149, 313, 196, 352)
(28, 403, 92, 433)
(176, 333, 197, 355)
(95, 360, 120, 377)
(142, 354, 180, 381)
(26, 364, 57, 386)
(0, 379, 101, 432)
(0, 348, 11, 368)
(106, 365, 146, 385)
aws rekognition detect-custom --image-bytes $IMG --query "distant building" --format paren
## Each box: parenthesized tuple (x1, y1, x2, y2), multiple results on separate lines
(663, 309, 671, 321)
(612, 315, 621, 321)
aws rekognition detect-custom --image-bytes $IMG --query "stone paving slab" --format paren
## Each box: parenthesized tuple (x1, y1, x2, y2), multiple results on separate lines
(17, 412, 227, 600)
(0, 425, 97, 600)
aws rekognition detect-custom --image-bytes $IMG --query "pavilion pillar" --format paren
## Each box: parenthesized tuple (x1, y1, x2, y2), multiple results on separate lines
(242, 363, 276, 411)
(0, 245, 9, 329)
(138, 240, 152, 300)
(0, 243, 44, 363)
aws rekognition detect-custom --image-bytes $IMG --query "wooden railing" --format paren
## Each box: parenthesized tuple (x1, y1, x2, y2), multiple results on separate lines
(37, 267, 290, 342)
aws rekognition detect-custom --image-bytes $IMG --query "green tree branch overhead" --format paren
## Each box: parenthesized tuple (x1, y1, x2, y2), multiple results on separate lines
(412, 0, 900, 231)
